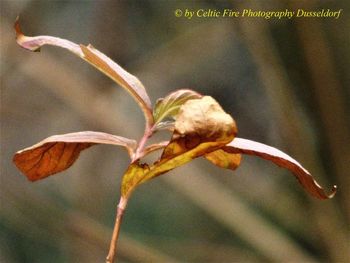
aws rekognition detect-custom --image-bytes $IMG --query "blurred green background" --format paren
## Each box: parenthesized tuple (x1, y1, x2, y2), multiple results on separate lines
(1, 1, 349, 262)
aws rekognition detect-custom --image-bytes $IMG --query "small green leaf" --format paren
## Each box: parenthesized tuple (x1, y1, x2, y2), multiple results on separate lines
(153, 121, 175, 131)
(153, 89, 202, 127)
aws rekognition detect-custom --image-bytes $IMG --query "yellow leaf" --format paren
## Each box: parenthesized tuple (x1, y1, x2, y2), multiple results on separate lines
(204, 149, 241, 170)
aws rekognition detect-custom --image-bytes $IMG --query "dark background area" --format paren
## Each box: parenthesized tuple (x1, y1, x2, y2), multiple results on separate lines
(1, 1, 349, 262)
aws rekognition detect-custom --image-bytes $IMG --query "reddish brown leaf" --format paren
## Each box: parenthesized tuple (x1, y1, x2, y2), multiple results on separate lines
(14, 18, 153, 128)
(224, 138, 337, 199)
(13, 131, 136, 181)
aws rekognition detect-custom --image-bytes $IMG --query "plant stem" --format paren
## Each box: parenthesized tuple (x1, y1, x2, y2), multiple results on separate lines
(107, 126, 154, 262)
(133, 127, 153, 161)
(106, 196, 128, 263)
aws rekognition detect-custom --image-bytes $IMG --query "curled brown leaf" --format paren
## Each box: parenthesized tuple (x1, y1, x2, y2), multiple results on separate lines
(224, 138, 337, 199)
(15, 16, 82, 55)
(162, 96, 237, 160)
(14, 17, 153, 128)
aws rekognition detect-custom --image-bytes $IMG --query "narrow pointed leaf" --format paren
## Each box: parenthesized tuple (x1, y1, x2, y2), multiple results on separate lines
(15, 18, 153, 127)
(13, 131, 137, 181)
(224, 138, 337, 199)
(204, 149, 241, 170)
(80, 45, 153, 126)
(121, 96, 237, 198)
(153, 89, 202, 126)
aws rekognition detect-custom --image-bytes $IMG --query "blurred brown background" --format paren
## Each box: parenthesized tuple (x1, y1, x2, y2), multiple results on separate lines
(1, 1, 349, 262)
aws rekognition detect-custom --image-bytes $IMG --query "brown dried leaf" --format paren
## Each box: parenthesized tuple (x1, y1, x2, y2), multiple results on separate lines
(13, 131, 136, 181)
(224, 138, 337, 199)
(161, 96, 237, 159)
(121, 96, 237, 198)
(14, 18, 153, 127)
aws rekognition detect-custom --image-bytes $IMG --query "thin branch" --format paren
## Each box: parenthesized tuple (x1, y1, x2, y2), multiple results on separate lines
(107, 125, 154, 261)
(132, 127, 154, 162)
(106, 197, 128, 263)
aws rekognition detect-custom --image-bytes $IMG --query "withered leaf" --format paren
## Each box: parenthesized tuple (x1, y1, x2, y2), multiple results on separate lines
(162, 96, 236, 155)
(153, 89, 202, 127)
(14, 18, 153, 127)
(13, 131, 137, 181)
(121, 96, 237, 198)
(224, 138, 337, 199)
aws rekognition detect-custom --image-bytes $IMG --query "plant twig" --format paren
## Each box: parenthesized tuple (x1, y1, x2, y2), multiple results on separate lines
(133, 127, 153, 161)
(106, 196, 128, 263)
(107, 126, 154, 262)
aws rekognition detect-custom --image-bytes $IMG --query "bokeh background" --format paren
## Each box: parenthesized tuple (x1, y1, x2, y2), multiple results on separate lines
(1, 1, 349, 262)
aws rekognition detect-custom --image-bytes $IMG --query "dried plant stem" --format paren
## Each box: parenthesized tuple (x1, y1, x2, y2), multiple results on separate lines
(107, 126, 153, 262)
(106, 197, 128, 263)
(133, 127, 153, 161)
